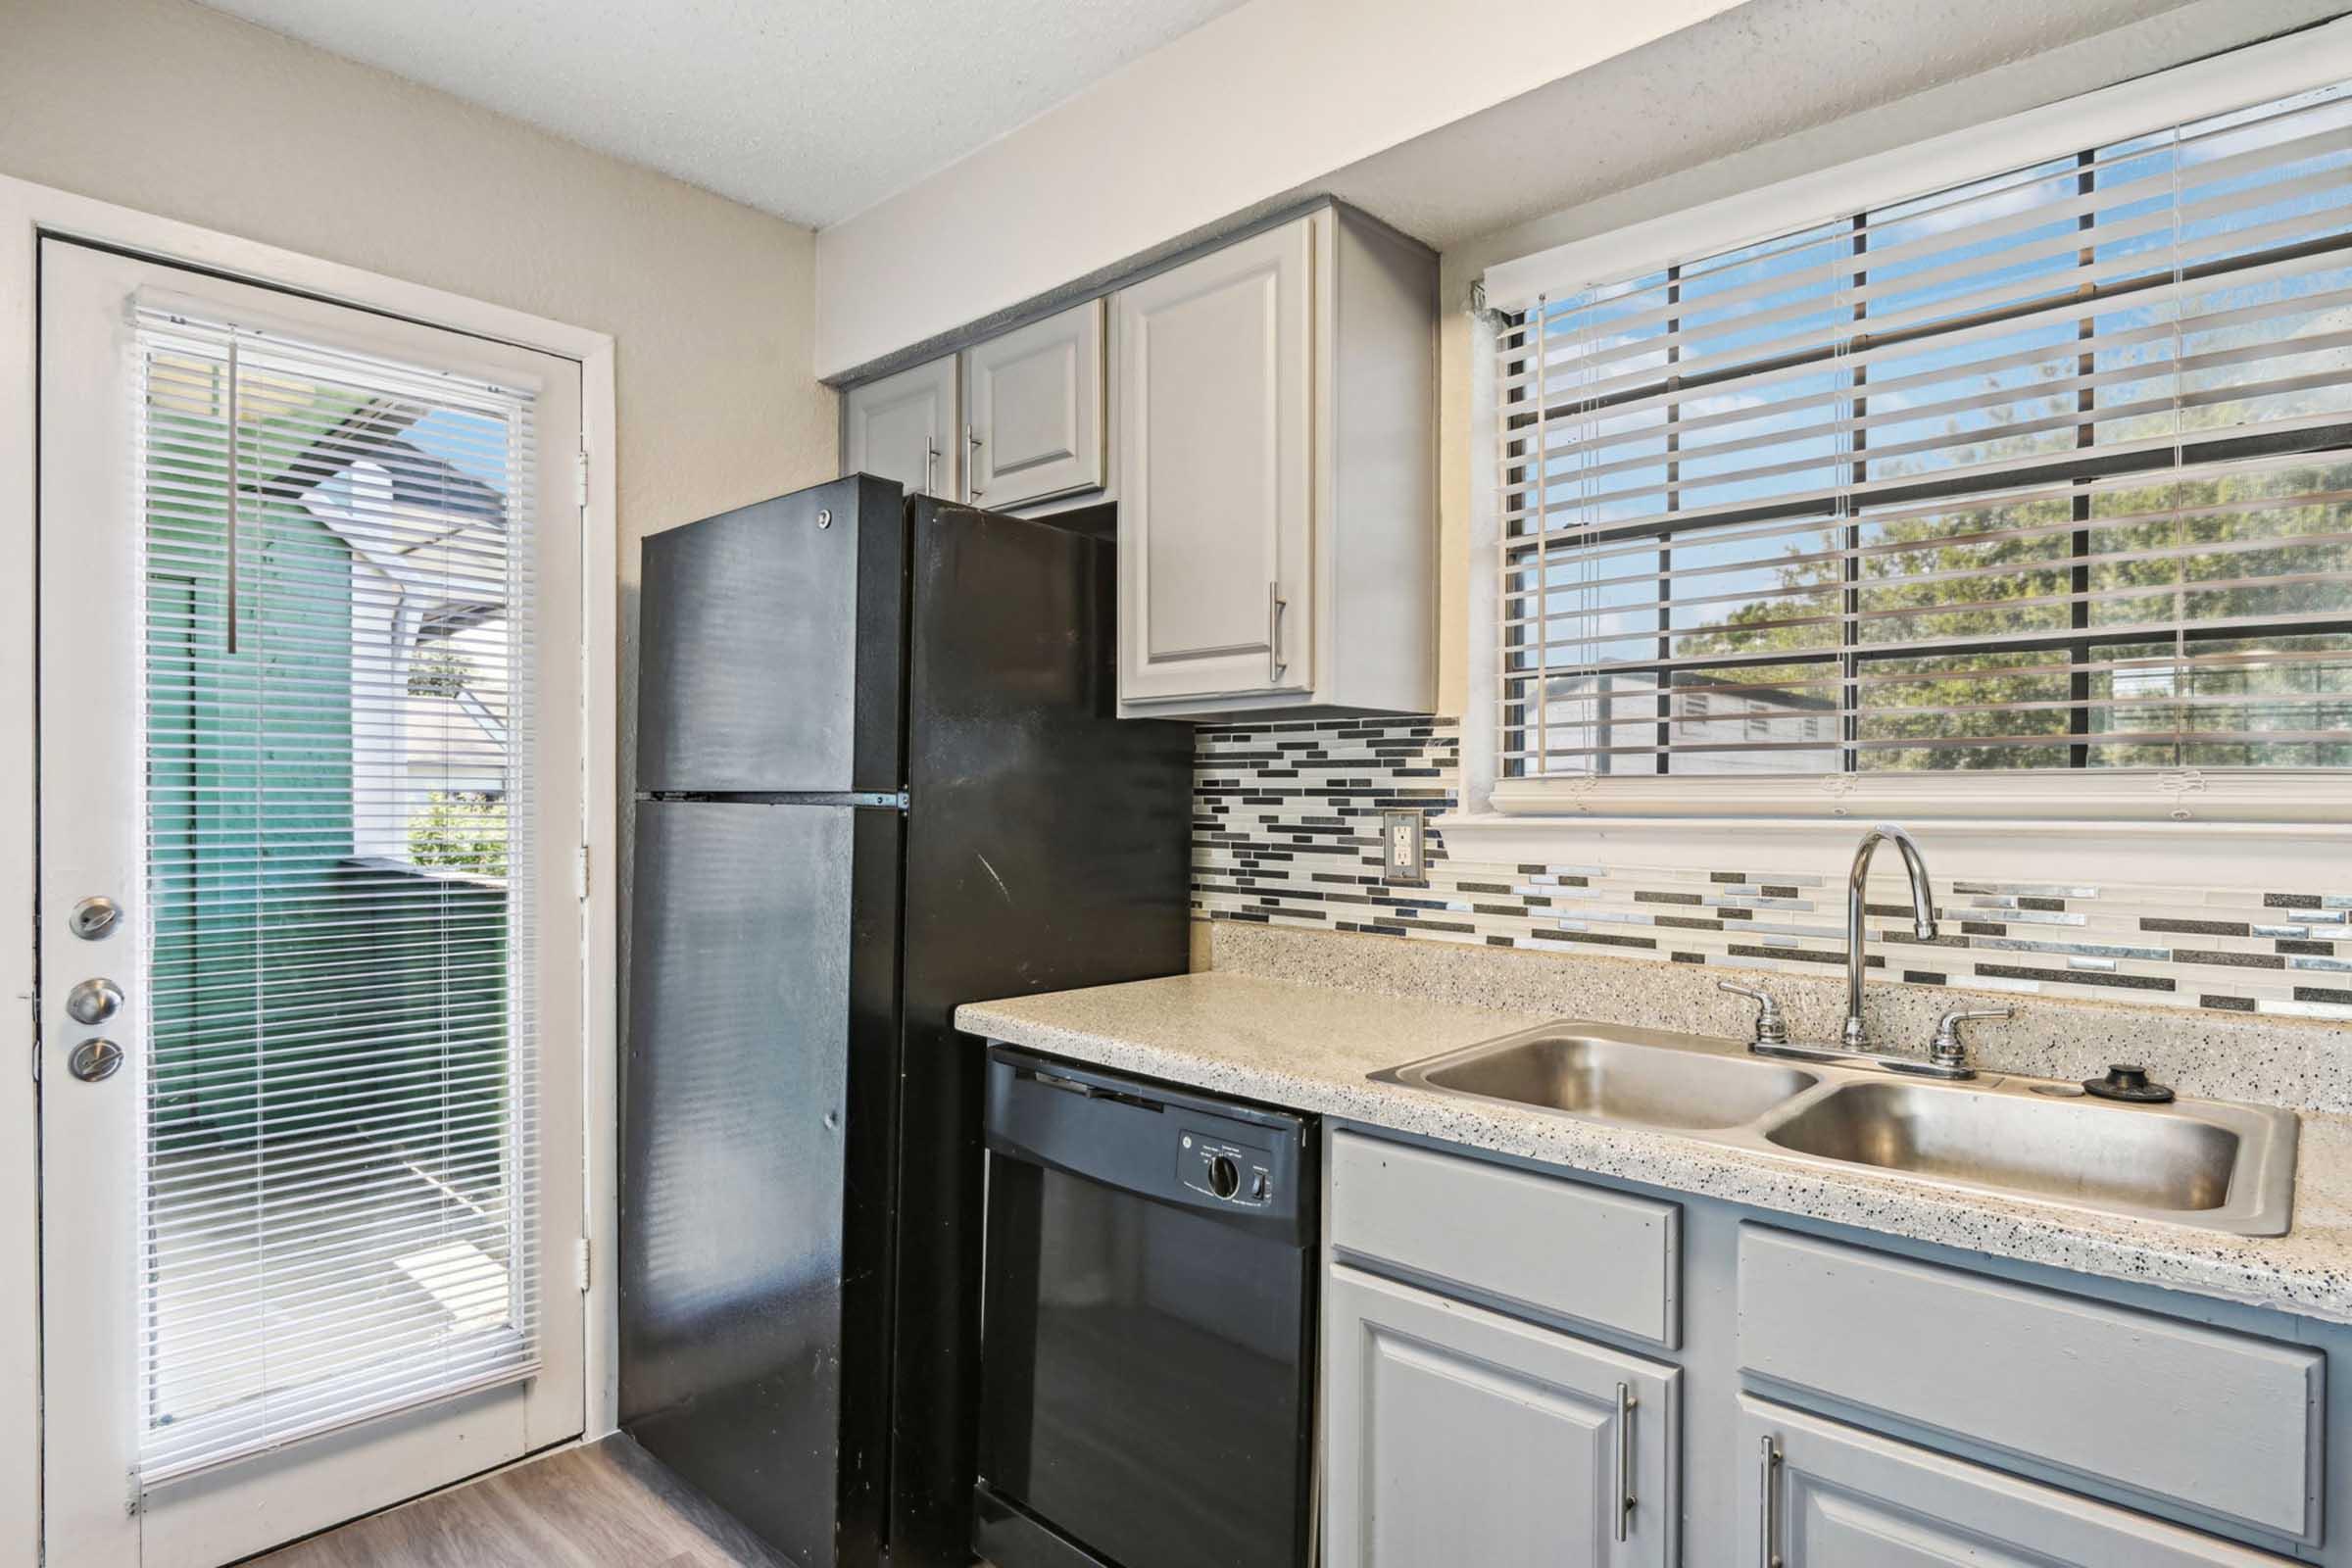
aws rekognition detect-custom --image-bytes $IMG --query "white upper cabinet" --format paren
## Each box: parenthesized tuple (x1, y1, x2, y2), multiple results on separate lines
(1116, 220, 1314, 705)
(962, 299, 1104, 510)
(845, 354, 957, 500)
(840, 201, 1435, 718)
(1114, 205, 1436, 717)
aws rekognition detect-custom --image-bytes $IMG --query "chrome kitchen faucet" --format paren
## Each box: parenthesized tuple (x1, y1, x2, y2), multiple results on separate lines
(1718, 823, 2006, 1080)
(1843, 822, 1938, 1050)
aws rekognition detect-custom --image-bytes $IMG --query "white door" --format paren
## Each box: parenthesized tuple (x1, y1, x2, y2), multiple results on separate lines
(962, 299, 1104, 509)
(38, 240, 586, 1568)
(1115, 216, 1315, 705)
(845, 353, 958, 499)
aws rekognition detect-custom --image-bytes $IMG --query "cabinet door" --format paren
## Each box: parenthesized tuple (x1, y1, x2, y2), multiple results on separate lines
(1742, 1401, 2292, 1567)
(963, 299, 1103, 509)
(1115, 216, 1314, 704)
(1325, 1264, 1677, 1568)
(845, 354, 956, 499)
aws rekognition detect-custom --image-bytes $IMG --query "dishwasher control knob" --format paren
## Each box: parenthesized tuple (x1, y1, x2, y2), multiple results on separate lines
(1208, 1153, 1241, 1200)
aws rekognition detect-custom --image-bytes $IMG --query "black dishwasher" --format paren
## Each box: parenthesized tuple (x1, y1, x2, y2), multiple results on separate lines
(974, 1046, 1316, 1568)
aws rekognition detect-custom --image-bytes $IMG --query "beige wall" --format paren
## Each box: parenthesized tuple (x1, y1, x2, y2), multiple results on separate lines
(0, 0, 838, 766)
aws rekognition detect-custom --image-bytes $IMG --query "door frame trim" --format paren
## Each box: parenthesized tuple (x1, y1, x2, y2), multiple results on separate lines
(0, 172, 623, 1566)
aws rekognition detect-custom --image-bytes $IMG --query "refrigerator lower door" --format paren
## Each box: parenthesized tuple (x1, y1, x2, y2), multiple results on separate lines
(620, 797, 902, 1566)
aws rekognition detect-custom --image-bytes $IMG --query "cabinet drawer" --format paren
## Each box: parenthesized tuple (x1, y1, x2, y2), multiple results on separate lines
(1330, 1132, 1679, 1347)
(1739, 1226, 2324, 1544)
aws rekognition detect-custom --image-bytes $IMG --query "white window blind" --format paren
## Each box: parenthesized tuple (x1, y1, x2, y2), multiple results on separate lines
(1496, 81, 2352, 782)
(134, 304, 542, 1483)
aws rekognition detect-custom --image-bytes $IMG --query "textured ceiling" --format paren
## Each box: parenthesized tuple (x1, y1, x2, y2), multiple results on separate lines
(191, 0, 1250, 227)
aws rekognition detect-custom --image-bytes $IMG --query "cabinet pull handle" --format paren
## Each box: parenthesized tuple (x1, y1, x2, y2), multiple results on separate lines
(1758, 1435, 1784, 1568)
(1614, 1382, 1638, 1543)
(1267, 583, 1289, 684)
(967, 424, 983, 500)
(923, 438, 939, 498)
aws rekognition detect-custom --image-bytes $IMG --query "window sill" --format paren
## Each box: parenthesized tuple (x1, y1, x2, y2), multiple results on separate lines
(1485, 768, 2352, 824)
(1439, 784, 2352, 886)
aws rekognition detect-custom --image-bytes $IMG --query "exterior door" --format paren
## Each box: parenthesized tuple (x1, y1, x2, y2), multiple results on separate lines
(962, 299, 1104, 509)
(1323, 1264, 1679, 1567)
(1742, 1401, 2288, 1567)
(38, 240, 586, 1568)
(845, 353, 957, 500)
(1115, 215, 1315, 705)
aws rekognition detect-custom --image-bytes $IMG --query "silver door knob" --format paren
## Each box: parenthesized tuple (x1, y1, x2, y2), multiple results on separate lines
(70, 896, 122, 941)
(67, 978, 122, 1026)
(68, 1039, 122, 1083)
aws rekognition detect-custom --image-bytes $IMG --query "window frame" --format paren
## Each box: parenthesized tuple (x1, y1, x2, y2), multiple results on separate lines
(1469, 20, 2352, 837)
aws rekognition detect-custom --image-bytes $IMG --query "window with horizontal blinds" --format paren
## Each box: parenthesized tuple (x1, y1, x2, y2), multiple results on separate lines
(133, 304, 542, 1484)
(1496, 81, 2352, 782)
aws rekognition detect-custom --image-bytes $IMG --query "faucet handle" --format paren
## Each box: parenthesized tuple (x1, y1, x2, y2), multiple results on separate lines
(1718, 980, 1790, 1048)
(1930, 1006, 2012, 1070)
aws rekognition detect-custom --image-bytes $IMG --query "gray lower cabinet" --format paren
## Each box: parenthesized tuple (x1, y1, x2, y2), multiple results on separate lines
(1744, 1399, 2292, 1567)
(1738, 1225, 2324, 1545)
(1323, 1131, 2344, 1562)
(1324, 1263, 1680, 1567)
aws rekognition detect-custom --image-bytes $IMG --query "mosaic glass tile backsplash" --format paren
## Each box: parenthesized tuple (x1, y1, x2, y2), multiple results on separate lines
(1193, 716, 2352, 1023)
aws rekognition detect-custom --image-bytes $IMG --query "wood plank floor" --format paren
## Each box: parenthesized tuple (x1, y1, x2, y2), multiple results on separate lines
(245, 1436, 799, 1568)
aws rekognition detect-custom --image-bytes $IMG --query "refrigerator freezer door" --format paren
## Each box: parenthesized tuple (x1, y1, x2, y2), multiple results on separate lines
(619, 797, 901, 1566)
(888, 500, 1195, 1562)
(636, 475, 906, 794)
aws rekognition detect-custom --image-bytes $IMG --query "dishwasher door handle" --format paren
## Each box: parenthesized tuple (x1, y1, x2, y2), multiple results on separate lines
(1028, 1067, 1102, 1098)
(1020, 1065, 1164, 1113)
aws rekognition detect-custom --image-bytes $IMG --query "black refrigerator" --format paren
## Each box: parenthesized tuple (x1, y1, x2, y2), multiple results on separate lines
(619, 476, 1193, 1568)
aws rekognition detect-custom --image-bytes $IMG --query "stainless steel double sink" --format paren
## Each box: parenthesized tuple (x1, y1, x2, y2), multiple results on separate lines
(1372, 1021, 2301, 1236)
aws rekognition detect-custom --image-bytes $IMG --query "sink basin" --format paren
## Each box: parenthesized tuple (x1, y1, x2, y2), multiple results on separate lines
(1373, 1018, 2299, 1236)
(1373, 1023, 1819, 1130)
(1761, 1078, 2296, 1232)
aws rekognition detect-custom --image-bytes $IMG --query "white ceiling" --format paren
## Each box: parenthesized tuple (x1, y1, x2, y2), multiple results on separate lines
(191, 0, 1250, 228)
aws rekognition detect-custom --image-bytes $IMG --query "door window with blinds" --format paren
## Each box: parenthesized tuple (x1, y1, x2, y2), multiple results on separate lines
(135, 305, 543, 1480)
(1496, 81, 2352, 793)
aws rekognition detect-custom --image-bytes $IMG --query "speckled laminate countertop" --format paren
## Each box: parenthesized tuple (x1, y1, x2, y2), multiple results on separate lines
(956, 971, 2352, 1325)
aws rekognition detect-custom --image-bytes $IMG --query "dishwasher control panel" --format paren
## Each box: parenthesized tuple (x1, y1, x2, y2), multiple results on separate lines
(1179, 1130, 1276, 1207)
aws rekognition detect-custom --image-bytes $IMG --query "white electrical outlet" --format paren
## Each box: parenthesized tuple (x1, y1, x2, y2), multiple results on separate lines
(1381, 809, 1426, 883)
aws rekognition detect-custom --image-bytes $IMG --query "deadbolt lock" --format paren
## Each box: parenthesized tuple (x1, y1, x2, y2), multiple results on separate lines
(68, 1039, 123, 1084)
(70, 896, 122, 941)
